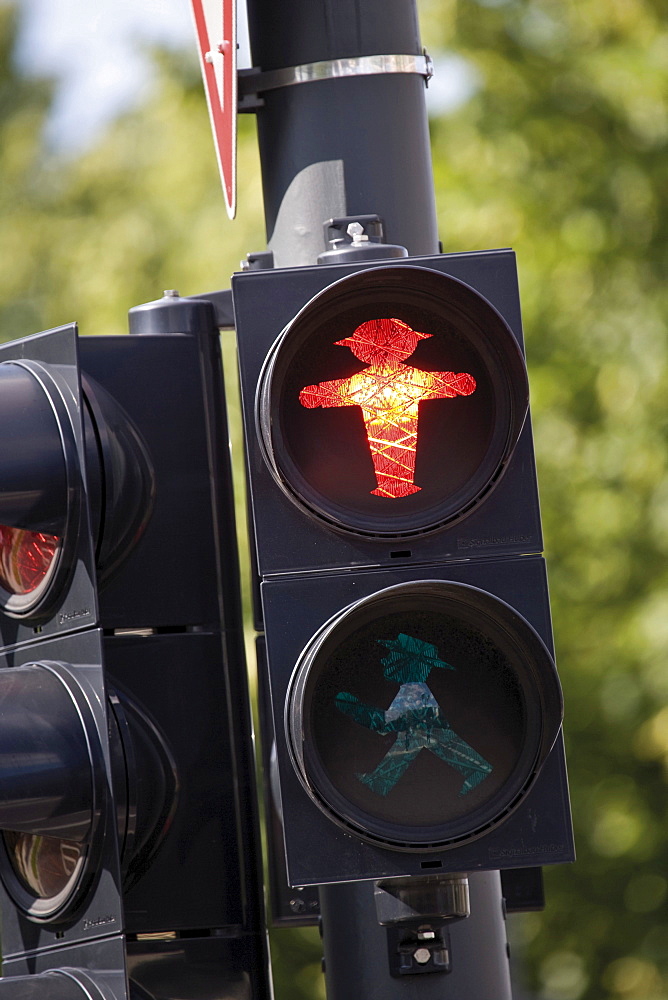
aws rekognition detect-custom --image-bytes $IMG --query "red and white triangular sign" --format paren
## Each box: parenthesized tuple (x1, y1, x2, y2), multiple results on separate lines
(191, 0, 237, 219)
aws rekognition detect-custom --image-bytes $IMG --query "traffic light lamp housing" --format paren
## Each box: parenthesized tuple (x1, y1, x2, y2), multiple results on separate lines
(0, 327, 99, 641)
(257, 263, 529, 539)
(232, 248, 574, 889)
(234, 249, 543, 576)
(0, 630, 125, 961)
(262, 555, 572, 886)
(0, 309, 269, 998)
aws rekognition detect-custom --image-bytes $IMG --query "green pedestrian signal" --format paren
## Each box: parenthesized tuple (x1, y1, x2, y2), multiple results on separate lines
(335, 633, 493, 798)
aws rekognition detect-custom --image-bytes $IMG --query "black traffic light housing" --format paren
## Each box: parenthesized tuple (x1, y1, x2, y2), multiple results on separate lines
(232, 248, 574, 890)
(0, 327, 99, 641)
(234, 249, 543, 577)
(0, 306, 269, 998)
(0, 326, 129, 995)
(260, 555, 571, 886)
(0, 630, 125, 962)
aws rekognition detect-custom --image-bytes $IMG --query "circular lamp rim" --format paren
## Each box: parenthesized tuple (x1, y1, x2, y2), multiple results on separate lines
(257, 265, 529, 539)
(286, 579, 562, 851)
(0, 661, 106, 922)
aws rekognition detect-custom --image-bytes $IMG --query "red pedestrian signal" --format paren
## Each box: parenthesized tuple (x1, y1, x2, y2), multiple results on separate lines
(257, 264, 529, 538)
(299, 317, 476, 500)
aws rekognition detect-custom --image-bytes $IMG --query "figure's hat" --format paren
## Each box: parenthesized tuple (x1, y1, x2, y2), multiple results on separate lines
(378, 633, 454, 678)
(335, 317, 431, 357)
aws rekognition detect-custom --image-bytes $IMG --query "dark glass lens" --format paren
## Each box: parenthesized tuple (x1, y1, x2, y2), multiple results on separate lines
(305, 610, 525, 833)
(3, 831, 84, 900)
(262, 267, 528, 537)
(289, 581, 561, 849)
(0, 526, 60, 597)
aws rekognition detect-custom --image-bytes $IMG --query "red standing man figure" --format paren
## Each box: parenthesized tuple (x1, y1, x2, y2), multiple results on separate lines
(299, 318, 476, 499)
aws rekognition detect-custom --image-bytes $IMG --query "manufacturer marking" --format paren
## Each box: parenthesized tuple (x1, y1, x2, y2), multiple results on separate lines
(58, 608, 92, 625)
(457, 534, 533, 550)
(489, 842, 566, 860)
(83, 915, 116, 930)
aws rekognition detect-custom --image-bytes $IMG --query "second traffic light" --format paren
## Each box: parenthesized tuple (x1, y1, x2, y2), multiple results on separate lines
(232, 247, 574, 888)
(0, 301, 269, 998)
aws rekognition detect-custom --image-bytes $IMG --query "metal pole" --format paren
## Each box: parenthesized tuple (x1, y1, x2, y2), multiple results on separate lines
(320, 874, 512, 1000)
(244, 1, 514, 996)
(245, 0, 438, 266)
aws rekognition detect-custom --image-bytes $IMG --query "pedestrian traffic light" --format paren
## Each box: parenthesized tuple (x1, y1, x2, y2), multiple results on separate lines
(255, 262, 529, 542)
(0, 300, 270, 998)
(232, 246, 574, 889)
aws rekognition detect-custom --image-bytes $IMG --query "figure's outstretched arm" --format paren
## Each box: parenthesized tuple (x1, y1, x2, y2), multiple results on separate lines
(335, 691, 388, 732)
(420, 370, 476, 401)
(299, 376, 355, 408)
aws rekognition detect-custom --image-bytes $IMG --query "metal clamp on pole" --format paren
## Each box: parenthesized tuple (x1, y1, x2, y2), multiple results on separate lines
(375, 875, 470, 979)
(238, 51, 434, 109)
(317, 216, 408, 265)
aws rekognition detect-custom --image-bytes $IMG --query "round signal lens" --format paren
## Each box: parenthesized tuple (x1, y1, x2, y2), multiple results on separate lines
(287, 581, 562, 851)
(2, 832, 85, 914)
(0, 526, 61, 600)
(259, 266, 529, 538)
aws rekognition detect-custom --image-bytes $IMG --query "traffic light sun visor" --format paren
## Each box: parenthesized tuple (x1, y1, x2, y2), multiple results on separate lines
(0, 349, 155, 621)
(0, 361, 77, 618)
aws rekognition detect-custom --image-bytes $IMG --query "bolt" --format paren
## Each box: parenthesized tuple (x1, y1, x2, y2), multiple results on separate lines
(413, 947, 431, 965)
(289, 898, 306, 914)
(347, 221, 369, 244)
(163, 289, 180, 298)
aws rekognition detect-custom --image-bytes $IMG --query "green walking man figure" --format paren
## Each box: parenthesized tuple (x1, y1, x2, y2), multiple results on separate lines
(335, 633, 492, 797)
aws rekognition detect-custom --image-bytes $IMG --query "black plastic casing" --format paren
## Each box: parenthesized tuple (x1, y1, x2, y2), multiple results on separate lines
(0, 328, 129, 997)
(233, 249, 543, 582)
(261, 555, 573, 887)
(232, 249, 574, 891)
(0, 326, 98, 648)
(0, 308, 271, 999)
(79, 327, 234, 633)
(0, 630, 125, 966)
(81, 304, 270, 998)
(1, 937, 129, 999)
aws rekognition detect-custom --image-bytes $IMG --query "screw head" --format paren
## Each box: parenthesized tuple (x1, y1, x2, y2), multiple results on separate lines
(413, 947, 431, 965)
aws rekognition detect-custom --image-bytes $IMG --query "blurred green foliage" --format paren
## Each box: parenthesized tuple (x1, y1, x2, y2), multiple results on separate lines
(421, 2, 668, 998)
(1, 0, 668, 997)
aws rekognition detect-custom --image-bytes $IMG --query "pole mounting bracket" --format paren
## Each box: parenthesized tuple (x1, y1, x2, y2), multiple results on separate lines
(238, 51, 434, 110)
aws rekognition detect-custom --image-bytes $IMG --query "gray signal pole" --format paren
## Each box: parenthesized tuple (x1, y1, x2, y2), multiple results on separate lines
(243, 0, 438, 267)
(243, 1, 514, 997)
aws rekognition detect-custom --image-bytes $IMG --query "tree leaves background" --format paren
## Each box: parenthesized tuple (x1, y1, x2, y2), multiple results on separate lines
(1, 1, 667, 997)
